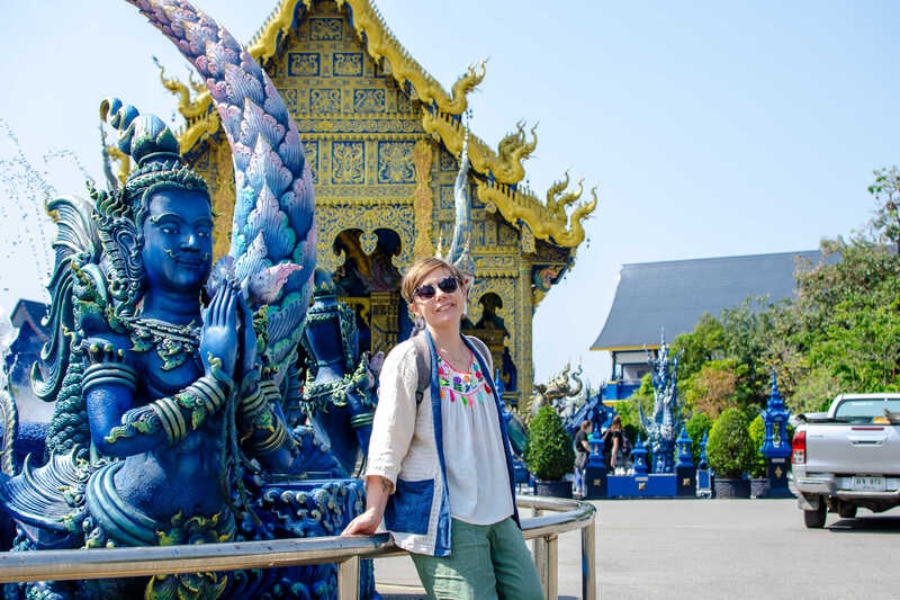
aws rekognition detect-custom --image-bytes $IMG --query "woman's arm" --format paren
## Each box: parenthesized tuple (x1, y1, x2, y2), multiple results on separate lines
(342, 342, 420, 534)
(341, 475, 393, 535)
(363, 343, 419, 485)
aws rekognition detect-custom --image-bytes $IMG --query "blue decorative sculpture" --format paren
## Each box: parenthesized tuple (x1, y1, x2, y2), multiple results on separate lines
(760, 369, 792, 498)
(0, 1, 375, 598)
(630, 436, 649, 477)
(695, 432, 712, 498)
(639, 333, 684, 474)
(563, 385, 613, 441)
(761, 369, 791, 459)
(675, 425, 693, 469)
(300, 269, 379, 477)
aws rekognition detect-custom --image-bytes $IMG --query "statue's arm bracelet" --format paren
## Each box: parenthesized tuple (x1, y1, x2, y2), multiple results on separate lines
(82, 363, 138, 395)
(106, 375, 229, 446)
(244, 419, 289, 455)
(238, 378, 294, 455)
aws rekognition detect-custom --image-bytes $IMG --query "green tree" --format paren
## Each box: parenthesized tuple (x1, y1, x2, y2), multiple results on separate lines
(672, 314, 727, 381)
(868, 166, 900, 254)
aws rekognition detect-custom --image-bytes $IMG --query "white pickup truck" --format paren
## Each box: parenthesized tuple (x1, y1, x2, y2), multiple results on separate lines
(790, 393, 900, 528)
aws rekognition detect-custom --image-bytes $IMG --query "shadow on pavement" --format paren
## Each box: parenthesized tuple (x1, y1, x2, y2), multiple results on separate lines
(828, 515, 900, 533)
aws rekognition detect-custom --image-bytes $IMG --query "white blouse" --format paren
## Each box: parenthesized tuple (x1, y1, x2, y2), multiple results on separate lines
(437, 352, 513, 525)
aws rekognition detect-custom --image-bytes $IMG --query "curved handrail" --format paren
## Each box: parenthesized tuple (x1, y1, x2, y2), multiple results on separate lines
(0, 496, 597, 599)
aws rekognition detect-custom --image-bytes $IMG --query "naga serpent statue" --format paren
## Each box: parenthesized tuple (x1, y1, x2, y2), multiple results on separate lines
(639, 335, 684, 474)
(0, 1, 378, 598)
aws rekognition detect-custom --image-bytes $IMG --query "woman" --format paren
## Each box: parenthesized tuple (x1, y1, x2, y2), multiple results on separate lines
(573, 419, 593, 498)
(342, 257, 542, 600)
(603, 415, 626, 474)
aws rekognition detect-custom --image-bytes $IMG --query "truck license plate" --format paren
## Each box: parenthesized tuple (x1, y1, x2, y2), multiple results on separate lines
(852, 476, 885, 491)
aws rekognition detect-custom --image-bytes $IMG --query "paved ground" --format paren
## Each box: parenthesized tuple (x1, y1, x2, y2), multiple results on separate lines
(373, 497, 900, 599)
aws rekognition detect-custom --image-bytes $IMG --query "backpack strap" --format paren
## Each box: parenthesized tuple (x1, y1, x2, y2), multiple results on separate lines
(464, 335, 491, 373)
(411, 333, 430, 405)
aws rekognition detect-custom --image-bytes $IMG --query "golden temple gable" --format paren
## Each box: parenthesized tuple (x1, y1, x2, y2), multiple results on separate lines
(162, 0, 597, 406)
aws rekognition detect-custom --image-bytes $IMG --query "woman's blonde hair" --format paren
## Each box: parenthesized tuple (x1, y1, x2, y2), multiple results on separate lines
(400, 257, 467, 303)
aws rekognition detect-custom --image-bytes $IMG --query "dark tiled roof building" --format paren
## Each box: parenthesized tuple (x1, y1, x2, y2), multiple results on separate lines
(591, 250, 823, 398)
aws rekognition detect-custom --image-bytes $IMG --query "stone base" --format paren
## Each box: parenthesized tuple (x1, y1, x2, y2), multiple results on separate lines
(535, 479, 573, 498)
(714, 477, 751, 499)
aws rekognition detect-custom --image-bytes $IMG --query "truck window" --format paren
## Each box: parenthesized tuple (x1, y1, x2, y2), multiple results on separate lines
(833, 398, 900, 422)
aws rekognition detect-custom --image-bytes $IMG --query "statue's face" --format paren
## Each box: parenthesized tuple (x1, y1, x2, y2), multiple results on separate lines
(141, 189, 213, 294)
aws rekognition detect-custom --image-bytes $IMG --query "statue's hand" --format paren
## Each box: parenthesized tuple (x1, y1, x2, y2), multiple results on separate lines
(201, 283, 239, 379)
(236, 289, 259, 385)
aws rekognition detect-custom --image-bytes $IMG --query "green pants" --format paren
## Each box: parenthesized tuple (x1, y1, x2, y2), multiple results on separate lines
(411, 517, 544, 600)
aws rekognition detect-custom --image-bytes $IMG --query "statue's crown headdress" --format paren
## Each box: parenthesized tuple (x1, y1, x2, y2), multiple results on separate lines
(100, 97, 208, 223)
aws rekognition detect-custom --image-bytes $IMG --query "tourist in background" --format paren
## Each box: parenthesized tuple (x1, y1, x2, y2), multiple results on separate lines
(342, 257, 543, 600)
(574, 419, 593, 498)
(603, 415, 627, 474)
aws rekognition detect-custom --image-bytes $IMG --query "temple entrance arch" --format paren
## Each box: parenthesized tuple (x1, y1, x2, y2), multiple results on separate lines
(332, 227, 406, 356)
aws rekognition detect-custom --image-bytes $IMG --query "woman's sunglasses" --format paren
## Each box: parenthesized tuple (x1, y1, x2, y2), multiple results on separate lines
(414, 276, 460, 300)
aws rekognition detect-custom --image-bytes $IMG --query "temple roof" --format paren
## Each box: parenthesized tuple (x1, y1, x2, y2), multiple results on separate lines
(161, 0, 596, 249)
(11, 300, 49, 343)
(591, 250, 825, 351)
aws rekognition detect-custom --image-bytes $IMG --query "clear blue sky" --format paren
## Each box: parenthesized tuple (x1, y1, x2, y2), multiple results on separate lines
(0, 1, 897, 384)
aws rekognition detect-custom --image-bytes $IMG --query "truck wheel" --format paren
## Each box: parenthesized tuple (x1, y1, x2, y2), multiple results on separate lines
(804, 503, 827, 529)
(838, 504, 857, 519)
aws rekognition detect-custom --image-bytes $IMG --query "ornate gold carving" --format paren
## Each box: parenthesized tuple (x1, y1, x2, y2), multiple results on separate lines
(212, 142, 236, 259)
(420, 113, 534, 185)
(316, 204, 415, 276)
(153, 58, 208, 121)
(331, 141, 365, 184)
(333, 52, 364, 77)
(475, 180, 597, 248)
(311, 89, 341, 114)
(377, 142, 415, 184)
(412, 140, 434, 259)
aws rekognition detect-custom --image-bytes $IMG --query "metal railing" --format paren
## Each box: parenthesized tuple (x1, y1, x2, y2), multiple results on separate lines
(0, 496, 596, 599)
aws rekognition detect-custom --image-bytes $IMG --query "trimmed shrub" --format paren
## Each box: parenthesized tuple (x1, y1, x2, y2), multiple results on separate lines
(748, 414, 767, 478)
(524, 406, 575, 481)
(706, 407, 754, 479)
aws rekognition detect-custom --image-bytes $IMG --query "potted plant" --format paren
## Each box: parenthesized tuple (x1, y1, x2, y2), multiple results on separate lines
(748, 414, 770, 498)
(524, 406, 575, 497)
(706, 407, 754, 498)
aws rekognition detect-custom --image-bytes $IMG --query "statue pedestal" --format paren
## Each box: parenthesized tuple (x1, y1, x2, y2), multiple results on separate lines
(607, 474, 677, 498)
(676, 465, 696, 497)
(584, 464, 607, 499)
(765, 457, 794, 498)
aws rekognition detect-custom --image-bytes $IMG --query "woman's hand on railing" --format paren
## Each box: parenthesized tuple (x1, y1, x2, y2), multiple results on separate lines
(341, 507, 383, 537)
